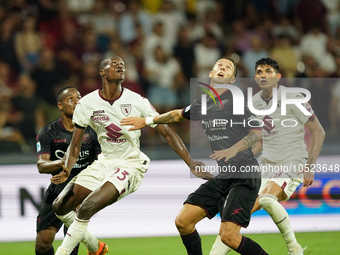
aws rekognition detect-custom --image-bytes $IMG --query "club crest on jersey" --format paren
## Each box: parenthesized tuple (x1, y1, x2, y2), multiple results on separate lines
(121, 104, 132, 116)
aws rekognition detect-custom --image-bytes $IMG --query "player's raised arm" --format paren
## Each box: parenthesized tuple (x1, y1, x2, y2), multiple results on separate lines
(121, 109, 185, 131)
(210, 128, 262, 162)
(50, 125, 85, 184)
(303, 116, 326, 187)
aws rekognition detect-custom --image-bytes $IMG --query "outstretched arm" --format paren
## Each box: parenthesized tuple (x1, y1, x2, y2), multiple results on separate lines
(303, 116, 325, 187)
(210, 129, 262, 162)
(50, 126, 85, 184)
(252, 139, 263, 157)
(155, 124, 213, 180)
(121, 109, 185, 131)
(37, 154, 64, 174)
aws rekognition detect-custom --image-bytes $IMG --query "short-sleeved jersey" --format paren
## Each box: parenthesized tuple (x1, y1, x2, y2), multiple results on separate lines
(252, 85, 315, 163)
(182, 89, 261, 178)
(72, 88, 159, 160)
(36, 118, 101, 180)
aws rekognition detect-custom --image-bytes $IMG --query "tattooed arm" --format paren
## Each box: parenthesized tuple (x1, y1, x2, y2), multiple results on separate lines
(210, 129, 262, 162)
(120, 109, 185, 131)
(303, 116, 325, 187)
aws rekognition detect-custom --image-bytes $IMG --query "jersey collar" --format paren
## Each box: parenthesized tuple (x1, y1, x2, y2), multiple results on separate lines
(98, 88, 124, 105)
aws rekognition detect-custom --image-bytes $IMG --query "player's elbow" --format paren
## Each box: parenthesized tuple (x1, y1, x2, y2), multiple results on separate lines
(320, 127, 326, 140)
(314, 126, 326, 141)
(37, 163, 46, 174)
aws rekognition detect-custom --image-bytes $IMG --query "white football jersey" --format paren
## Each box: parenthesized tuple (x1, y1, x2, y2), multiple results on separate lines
(73, 88, 159, 160)
(252, 85, 314, 163)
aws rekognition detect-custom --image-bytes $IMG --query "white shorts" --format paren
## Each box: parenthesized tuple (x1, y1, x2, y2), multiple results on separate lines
(71, 154, 149, 201)
(259, 159, 306, 201)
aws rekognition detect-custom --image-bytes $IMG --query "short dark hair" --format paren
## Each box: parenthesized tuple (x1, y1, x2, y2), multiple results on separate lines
(99, 55, 122, 71)
(221, 57, 238, 77)
(55, 85, 77, 102)
(255, 58, 280, 73)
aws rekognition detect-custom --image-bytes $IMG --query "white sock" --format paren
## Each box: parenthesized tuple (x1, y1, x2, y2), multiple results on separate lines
(210, 235, 232, 255)
(56, 216, 89, 255)
(57, 211, 99, 252)
(259, 194, 297, 248)
(57, 211, 75, 228)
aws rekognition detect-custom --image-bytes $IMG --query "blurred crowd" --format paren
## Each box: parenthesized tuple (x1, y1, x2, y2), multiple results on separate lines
(0, 0, 340, 154)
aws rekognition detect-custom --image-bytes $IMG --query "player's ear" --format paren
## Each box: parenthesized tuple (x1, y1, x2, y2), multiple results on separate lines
(230, 77, 236, 84)
(99, 69, 105, 76)
(276, 72, 282, 81)
(57, 102, 63, 111)
(209, 71, 212, 78)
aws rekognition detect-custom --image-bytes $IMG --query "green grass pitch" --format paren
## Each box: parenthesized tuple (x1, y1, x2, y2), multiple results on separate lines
(1, 231, 338, 254)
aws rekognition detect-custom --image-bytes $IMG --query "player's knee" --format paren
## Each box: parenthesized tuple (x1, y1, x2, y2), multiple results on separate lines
(175, 214, 185, 231)
(175, 214, 193, 233)
(77, 202, 95, 220)
(258, 194, 278, 211)
(52, 198, 61, 214)
(220, 230, 239, 250)
(35, 234, 53, 252)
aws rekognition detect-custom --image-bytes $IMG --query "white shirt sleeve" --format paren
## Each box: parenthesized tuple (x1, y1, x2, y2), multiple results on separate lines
(140, 97, 159, 128)
(72, 100, 89, 128)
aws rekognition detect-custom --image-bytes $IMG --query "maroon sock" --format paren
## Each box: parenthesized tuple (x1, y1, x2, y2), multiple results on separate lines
(181, 229, 202, 255)
(236, 236, 269, 255)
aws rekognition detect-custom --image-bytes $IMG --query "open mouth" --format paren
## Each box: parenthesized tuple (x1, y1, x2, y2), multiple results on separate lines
(260, 80, 267, 85)
(217, 72, 224, 78)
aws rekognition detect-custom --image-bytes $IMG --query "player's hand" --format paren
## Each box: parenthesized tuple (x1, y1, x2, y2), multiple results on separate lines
(303, 167, 314, 187)
(210, 148, 237, 162)
(50, 167, 70, 184)
(190, 161, 214, 180)
(120, 117, 146, 131)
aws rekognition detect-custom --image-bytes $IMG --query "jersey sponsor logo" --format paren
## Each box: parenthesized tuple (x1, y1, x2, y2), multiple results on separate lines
(83, 133, 89, 143)
(231, 208, 243, 215)
(91, 114, 110, 123)
(107, 138, 126, 143)
(121, 104, 132, 116)
(262, 115, 276, 133)
(93, 110, 105, 115)
(54, 139, 67, 143)
(55, 149, 90, 161)
(105, 123, 123, 140)
(36, 142, 41, 152)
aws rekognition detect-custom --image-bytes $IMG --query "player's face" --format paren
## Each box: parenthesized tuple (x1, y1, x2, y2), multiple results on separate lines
(254, 65, 281, 89)
(209, 59, 236, 84)
(60, 88, 81, 117)
(101, 57, 126, 83)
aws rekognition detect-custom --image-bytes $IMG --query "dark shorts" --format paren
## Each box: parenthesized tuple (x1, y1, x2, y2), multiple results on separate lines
(184, 177, 261, 228)
(36, 183, 67, 233)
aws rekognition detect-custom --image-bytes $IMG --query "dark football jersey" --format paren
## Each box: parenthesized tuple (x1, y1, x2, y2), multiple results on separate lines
(36, 118, 101, 181)
(182, 89, 261, 178)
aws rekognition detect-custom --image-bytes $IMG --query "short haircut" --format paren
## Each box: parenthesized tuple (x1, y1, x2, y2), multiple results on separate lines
(220, 57, 238, 77)
(255, 58, 280, 73)
(55, 85, 77, 102)
(99, 55, 122, 71)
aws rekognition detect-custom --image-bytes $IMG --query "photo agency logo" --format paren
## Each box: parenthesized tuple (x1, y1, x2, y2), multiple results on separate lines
(197, 83, 312, 128)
